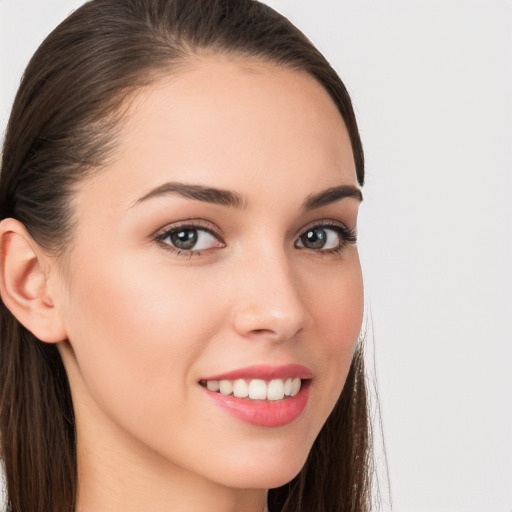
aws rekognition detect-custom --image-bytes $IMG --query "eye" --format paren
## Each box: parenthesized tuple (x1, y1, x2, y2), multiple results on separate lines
(295, 223, 356, 253)
(155, 223, 224, 254)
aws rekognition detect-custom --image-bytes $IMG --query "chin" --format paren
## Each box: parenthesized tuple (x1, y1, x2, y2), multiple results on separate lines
(210, 440, 311, 490)
(222, 465, 305, 491)
(250, 465, 305, 490)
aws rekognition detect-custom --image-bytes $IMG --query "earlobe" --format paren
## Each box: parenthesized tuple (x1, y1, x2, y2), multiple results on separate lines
(0, 218, 67, 343)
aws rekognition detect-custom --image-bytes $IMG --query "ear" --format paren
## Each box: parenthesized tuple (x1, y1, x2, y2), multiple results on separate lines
(0, 218, 67, 343)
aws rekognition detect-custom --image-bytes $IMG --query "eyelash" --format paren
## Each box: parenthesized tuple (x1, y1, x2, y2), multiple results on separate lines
(296, 221, 357, 256)
(154, 220, 357, 258)
(154, 220, 225, 258)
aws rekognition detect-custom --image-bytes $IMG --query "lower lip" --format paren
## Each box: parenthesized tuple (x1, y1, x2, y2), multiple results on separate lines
(202, 381, 310, 427)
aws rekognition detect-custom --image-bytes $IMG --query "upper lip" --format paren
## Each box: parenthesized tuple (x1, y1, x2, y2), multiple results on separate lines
(201, 364, 313, 381)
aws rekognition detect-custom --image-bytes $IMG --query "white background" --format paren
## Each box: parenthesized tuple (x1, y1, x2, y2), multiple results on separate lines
(1, 1, 511, 511)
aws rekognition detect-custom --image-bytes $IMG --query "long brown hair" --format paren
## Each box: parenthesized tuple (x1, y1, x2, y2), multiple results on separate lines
(0, 1, 373, 511)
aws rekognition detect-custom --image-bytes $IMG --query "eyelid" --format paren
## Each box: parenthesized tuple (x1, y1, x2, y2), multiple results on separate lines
(153, 219, 222, 240)
(296, 219, 356, 239)
(294, 219, 357, 252)
(151, 218, 356, 258)
(153, 219, 225, 256)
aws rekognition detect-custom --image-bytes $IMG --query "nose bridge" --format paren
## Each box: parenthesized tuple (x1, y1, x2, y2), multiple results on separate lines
(231, 239, 309, 341)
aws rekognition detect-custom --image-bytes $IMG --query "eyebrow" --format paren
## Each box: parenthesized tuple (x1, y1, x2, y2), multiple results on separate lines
(302, 185, 363, 210)
(134, 182, 246, 209)
(133, 182, 362, 210)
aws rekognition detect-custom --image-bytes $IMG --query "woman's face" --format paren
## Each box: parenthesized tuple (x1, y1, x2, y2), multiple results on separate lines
(54, 58, 363, 492)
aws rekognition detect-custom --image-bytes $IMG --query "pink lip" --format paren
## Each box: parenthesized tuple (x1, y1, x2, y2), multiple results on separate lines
(201, 364, 313, 381)
(200, 364, 312, 428)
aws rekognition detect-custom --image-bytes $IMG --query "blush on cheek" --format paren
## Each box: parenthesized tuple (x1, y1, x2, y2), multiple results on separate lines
(318, 291, 363, 355)
(317, 298, 363, 399)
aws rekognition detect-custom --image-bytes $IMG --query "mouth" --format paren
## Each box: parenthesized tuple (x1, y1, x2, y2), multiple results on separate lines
(199, 377, 303, 401)
(199, 364, 312, 427)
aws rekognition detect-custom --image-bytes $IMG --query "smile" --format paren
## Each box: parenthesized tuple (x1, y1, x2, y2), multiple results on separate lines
(199, 364, 312, 427)
(200, 377, 302, 401)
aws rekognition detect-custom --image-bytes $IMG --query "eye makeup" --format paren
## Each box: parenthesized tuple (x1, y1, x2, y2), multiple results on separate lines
(294, 220, 357, 256)
(153, 217, 357, 259)
(154, 219, 225, 258)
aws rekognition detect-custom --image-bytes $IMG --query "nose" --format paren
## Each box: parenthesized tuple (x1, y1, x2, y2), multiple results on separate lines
(230, 249, 311, 342)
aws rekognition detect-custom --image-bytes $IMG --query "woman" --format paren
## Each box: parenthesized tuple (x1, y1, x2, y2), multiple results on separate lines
(0, 1, 375, 511)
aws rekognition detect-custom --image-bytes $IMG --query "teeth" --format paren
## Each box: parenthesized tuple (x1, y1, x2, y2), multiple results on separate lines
(232, 379, 249, 398)
(219, 380, 233, 395)
(204, 378, 303, 400)
(284, 378, 292, 396)
(290, 377, 301, 397)
(267, 379, 285, 400)
(206, 380, 220, 392)
(248, 379, 267, 399)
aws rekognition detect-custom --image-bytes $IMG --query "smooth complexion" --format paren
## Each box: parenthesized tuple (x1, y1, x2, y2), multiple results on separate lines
(40, 58, 363, 512)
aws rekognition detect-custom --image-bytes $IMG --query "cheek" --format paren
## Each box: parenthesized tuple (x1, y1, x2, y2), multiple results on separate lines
(62, 251, 224, 420)
(305, 252, 363, 406)
(311, 252, 363, 350)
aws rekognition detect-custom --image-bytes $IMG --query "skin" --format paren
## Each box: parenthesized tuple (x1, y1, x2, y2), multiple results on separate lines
(35, 58, 363, 512)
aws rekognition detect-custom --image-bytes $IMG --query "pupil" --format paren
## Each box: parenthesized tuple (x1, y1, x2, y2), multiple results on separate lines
(302, 228, 326, 249)
(171, 229, 197, 250)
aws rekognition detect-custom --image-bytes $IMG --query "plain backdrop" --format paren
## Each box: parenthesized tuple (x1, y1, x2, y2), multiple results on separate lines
(1, 1, 511, 511)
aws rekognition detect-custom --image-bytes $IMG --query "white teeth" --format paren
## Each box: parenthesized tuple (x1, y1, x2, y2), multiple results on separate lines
(290, 378, 301, 397)
(206, 380, 219, 392)
(204, 378, 303, 401)
(267, 379, 285, 401)
(284, 378, 293, 396)
(248, 379, 267, 400)
(232, 379, 249, 398)
(219, 380, 233, 395)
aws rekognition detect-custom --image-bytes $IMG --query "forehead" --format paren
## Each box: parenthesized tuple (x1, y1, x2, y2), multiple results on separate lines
(76, 57, 357, 211)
